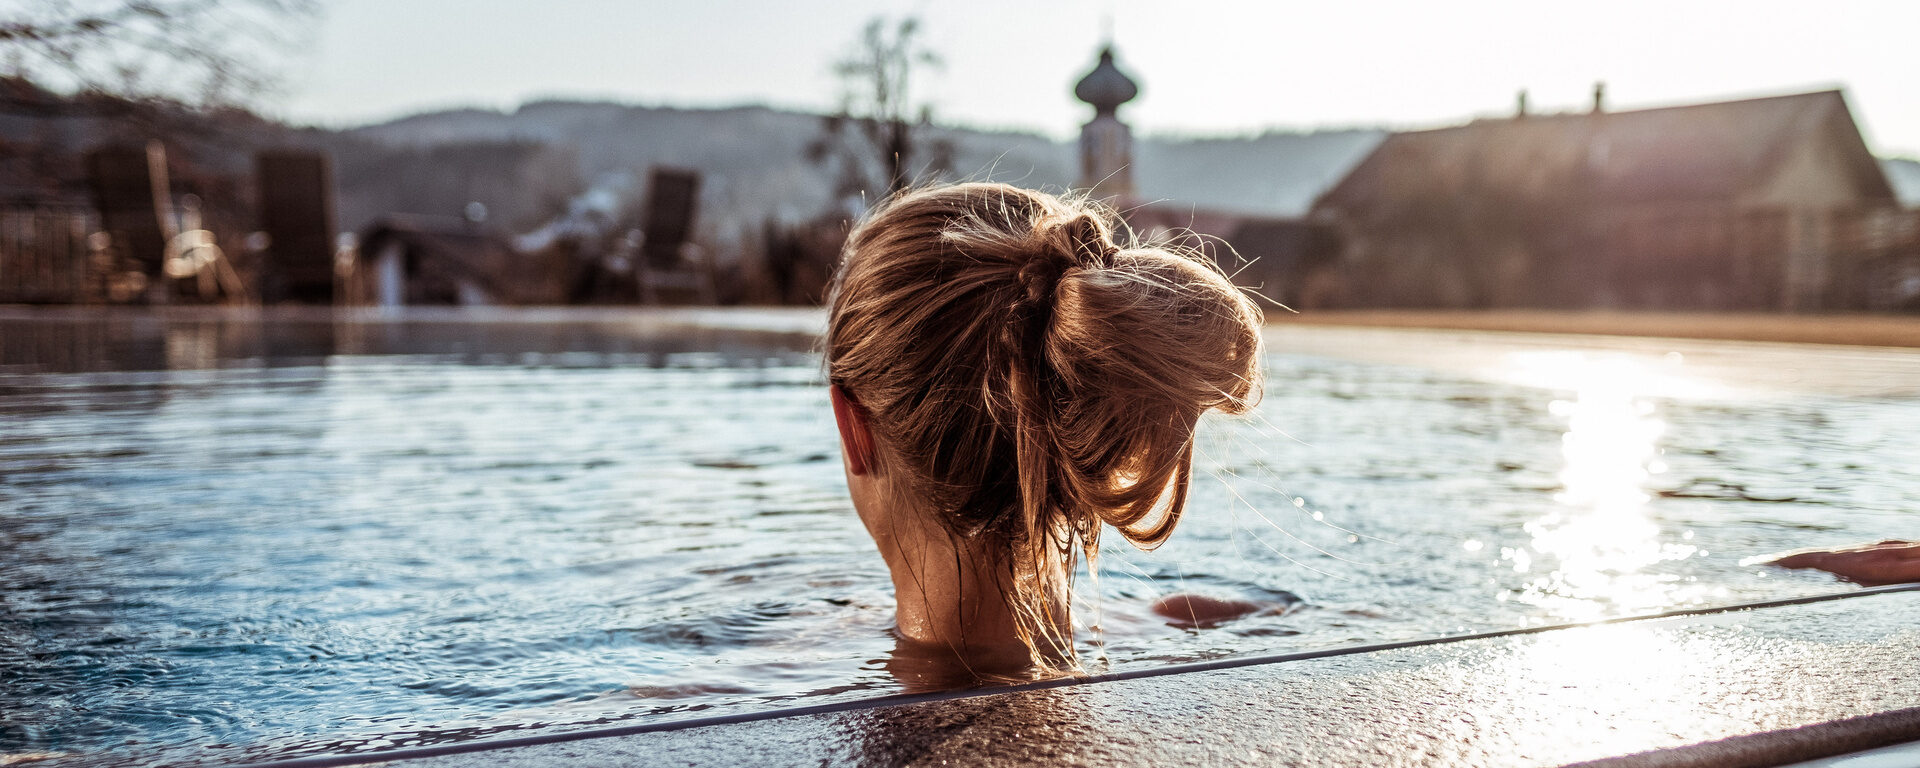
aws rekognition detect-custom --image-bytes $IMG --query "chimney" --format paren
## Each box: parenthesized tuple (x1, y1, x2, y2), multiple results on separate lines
(1516, 89, 1529, 118)
(1592, 81, 1606, 114)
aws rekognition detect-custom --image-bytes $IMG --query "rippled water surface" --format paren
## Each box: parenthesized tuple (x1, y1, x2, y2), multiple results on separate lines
(4, 308, 1918, 765)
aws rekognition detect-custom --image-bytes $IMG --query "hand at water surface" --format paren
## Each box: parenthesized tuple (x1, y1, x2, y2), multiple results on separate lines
(1762, 540, 1920, 586)
(1151, 593, 1288, 629)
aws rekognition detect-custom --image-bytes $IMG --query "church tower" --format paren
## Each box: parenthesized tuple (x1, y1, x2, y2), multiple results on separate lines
(1074, 46, 1139, 200)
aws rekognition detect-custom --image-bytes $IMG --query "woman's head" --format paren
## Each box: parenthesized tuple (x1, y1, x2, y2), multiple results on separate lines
(825, 182, 1263, 668)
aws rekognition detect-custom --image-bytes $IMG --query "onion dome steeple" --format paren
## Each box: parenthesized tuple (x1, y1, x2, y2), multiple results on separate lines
(1073, 44, 1137, 199)
(1074, 47, 1138, 118)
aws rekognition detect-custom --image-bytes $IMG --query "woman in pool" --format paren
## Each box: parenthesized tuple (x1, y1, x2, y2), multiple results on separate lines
(825, 182, 1265, 673)
(823, 182, 1920, 677)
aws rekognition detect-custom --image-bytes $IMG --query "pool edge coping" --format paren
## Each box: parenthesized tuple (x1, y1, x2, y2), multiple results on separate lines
(230, 583, 1920, 768)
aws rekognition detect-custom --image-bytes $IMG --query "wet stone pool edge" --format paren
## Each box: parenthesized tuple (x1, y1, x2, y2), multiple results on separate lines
(236, 584, 1920, 768)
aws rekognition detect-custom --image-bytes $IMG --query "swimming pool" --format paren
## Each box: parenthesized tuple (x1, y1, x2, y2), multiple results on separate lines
(3, 308, 1916, 765)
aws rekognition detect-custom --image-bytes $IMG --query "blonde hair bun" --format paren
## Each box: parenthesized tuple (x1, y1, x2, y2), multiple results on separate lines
(826, 182, 1264, 666)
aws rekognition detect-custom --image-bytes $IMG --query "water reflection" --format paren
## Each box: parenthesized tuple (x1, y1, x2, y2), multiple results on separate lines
(0, 307, 822, 374)
(1504, 353, 1701, 620)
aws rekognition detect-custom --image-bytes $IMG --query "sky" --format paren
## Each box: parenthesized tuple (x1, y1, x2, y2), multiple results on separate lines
(277, 0, 1920, 157)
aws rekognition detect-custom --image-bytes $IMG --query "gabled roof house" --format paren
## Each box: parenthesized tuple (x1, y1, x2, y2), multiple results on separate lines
(1312, 89, 1899, 310)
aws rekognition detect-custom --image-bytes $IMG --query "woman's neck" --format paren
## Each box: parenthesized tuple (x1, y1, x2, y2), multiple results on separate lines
(891, 537, 1013, 648)
(875, 514, 1070, 665)
(843, 461, 1072, 669)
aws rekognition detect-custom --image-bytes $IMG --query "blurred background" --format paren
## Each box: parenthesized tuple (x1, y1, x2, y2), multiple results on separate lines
(6, 2, 1920, 765)
(5, 0, 1918, 311)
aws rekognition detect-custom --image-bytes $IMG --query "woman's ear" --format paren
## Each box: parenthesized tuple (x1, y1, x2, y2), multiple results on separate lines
(831, 385, 875, 476)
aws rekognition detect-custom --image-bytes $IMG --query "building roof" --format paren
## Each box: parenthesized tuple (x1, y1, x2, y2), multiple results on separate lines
(1314, 89, 1896, 213)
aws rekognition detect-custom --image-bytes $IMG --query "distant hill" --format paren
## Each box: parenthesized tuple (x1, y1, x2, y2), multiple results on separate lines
(334, 100, 1384, 243)
(339, 101, 1071, 241)
(1136, 130, 1385, 215)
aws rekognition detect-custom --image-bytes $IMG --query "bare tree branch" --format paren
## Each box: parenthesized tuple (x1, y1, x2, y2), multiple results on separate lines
(1, 0, 317, 111)
(812, 14, 951, 198)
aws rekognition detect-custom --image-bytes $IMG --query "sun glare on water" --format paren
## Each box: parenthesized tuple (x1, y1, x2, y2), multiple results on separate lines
(1496, 351, 1719, 622)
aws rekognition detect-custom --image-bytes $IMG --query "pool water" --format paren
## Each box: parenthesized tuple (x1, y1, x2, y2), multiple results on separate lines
(3, 308, 1917, 766)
